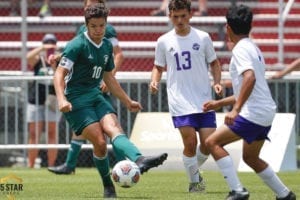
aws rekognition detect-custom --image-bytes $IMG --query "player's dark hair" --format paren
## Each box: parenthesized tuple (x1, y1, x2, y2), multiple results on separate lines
(83, 0, 106, 8)
(84, 3, 109, 24)
(226, 4, 253, 35)
(168, 0, 191, 13)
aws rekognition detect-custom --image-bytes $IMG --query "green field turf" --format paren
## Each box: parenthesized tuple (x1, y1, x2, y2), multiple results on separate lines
(0, 168, 299, 200)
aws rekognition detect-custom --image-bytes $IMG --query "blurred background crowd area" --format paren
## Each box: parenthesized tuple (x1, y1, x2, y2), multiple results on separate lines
(0, 0, 299, 72)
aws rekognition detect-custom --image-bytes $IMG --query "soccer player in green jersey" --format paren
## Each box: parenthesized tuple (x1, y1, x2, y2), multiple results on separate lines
(53, 3, 167, 198)
(48, 0, 127, 175)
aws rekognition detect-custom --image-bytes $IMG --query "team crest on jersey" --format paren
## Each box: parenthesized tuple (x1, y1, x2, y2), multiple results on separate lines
(192, 43, 200, 50)
(104, 55, 109, 65)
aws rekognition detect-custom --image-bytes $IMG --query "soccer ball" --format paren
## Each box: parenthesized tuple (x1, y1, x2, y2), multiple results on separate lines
(111, 160, 141, 188)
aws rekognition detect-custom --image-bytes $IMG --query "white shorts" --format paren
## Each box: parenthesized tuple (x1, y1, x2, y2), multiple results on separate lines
(26, 103, 61, 122)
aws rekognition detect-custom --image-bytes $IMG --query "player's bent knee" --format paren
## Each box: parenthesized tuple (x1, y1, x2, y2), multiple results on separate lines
(242, 154, 259, 167)
(204, 138, 214, 149)
(93, 146, 108, 157)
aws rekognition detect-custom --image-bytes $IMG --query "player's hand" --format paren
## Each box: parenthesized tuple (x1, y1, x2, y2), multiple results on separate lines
(149, 81, 159, 94)
(203, 100, 221, 112)
(214, 83, 223, 97)
(270, 72, 283, 79)
(127, 100, 142, 112)
(58, 99, 72, 113)
(224, 109, 238, 125)
(100, 82, 109, 93)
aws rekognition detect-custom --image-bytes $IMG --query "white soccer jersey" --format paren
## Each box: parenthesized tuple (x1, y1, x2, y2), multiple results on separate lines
(154, 27, 217, 116)
(230, 38, 277, 126)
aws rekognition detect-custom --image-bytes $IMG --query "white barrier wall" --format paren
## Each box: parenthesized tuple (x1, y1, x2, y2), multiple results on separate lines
(130, 112, 297, 172)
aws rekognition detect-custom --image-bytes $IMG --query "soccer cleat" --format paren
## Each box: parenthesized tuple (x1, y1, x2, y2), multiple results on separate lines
(135, 153, 168, 174)
(188, 176, 205, 193)
(226, 188, 249, 200)
(276, 191, 296, 200)
(48, 163, 75, 175)
(103, 184, 117, 198)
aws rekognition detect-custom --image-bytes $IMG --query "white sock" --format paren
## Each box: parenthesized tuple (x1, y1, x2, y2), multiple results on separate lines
(182, 154, 199, 183)
(257, 166, 290, 198)
(196, 145, 209, 167)
(216, 156, 243, 192)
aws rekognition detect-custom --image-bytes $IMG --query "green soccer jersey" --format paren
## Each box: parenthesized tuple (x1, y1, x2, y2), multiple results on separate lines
(60, 32, 114, 99)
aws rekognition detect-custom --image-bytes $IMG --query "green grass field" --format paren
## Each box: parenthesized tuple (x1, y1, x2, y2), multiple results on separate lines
(0, 168, 299, 200)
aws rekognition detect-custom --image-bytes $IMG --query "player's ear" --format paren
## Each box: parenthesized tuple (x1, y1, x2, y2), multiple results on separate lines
(225, 24, 230, 31)
(226, 24, 233, 35)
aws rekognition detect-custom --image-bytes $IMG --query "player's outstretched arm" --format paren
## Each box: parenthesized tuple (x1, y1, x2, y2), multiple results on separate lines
(203, 95, 235, 112)
(103, 71, 142, 112)
(271, 58, 300, 79)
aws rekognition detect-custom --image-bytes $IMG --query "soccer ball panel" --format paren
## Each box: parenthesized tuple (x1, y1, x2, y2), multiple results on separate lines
(111, 160, 140, 188)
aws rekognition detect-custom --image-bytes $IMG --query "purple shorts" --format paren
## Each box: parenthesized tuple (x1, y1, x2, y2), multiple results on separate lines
(228, 115, 271, 144)
(172, 112, 216, 129)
